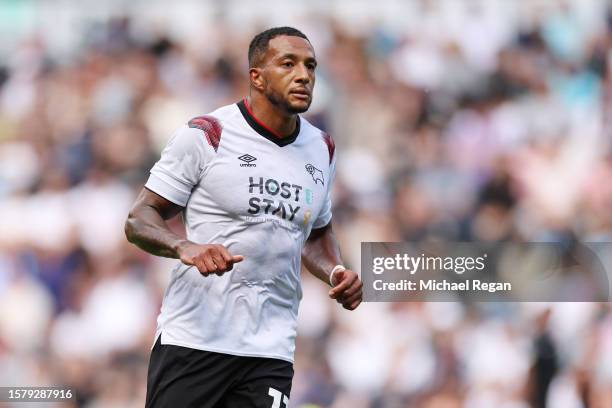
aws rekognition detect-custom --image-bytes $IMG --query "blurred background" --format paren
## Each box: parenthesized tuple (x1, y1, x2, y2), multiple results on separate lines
(1, 0, 612, 407)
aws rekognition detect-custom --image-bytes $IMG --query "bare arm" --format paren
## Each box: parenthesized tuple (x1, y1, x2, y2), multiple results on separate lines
(301, 223, 342, 284)
(125, 188, 243, 276)
(125, 188, 186, 258)
(302, 222, 362, 310)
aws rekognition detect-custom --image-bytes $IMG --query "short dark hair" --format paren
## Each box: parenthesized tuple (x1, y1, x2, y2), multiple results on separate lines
(248, 27, 310, 68)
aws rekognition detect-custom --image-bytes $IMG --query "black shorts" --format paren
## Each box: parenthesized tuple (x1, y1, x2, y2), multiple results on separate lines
(145, 336, 294, 408)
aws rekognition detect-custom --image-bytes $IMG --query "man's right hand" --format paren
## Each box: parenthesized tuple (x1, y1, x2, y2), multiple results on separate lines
(125, 189, 243, 277)
(177, 241, 244, 277)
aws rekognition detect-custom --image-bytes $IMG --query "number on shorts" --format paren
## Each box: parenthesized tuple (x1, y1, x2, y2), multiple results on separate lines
(268, 387, 289, 408)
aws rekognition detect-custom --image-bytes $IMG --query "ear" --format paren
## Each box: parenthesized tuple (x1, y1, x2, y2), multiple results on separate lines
(249, 67, 265, 92)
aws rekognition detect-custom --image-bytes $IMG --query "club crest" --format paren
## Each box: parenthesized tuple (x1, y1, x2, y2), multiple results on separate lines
(305, 164, 324, 186)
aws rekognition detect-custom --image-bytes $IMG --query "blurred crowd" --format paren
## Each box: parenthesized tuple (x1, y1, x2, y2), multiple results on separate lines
(1, 0, 612, 407)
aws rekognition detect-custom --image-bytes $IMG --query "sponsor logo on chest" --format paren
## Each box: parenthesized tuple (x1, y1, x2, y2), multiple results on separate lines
(246, 176, 317, 226)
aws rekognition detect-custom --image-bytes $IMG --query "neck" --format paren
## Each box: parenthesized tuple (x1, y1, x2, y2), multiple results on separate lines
(245, 94, 297, 138)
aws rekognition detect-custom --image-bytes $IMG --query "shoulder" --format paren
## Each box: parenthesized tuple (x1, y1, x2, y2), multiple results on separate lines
(207, 103, 241, 122)
(300, 116, 336, 165)
(186, 103, 240, 153)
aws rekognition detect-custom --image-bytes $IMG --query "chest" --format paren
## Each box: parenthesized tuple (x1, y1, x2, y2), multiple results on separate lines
(199, 129, 330, 227)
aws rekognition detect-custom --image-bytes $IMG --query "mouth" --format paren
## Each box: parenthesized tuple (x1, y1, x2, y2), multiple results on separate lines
(289, 89, 311, 101)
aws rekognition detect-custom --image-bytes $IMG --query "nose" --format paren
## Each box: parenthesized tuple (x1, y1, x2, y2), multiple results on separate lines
(294, 63, 311, 84)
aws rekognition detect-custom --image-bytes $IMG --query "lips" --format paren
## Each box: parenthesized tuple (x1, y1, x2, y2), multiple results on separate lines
(290, 89, 310, 97)
(290, 89, 311, 101)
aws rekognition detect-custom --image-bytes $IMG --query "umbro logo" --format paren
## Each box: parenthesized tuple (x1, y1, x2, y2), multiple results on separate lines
(238, 154, 257, 167)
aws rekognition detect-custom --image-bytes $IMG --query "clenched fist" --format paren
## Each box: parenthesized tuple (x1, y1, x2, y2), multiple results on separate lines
(177, 242, 244, 277)
(329, 269, 363, 310)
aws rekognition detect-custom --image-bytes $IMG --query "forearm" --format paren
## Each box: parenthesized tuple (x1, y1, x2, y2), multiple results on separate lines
(302, 223, 343, 286)
(125, 207, 187, 258)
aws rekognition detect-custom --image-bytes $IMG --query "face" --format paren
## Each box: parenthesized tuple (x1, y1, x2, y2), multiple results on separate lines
(251, 35, 317, 114)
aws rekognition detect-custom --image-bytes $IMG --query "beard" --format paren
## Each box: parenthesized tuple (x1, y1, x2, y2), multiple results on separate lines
(264, 85, 310, 114)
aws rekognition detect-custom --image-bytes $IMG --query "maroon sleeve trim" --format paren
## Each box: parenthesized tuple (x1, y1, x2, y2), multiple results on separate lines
(322, 132, 335, 165)
(187, 116, 222, 153)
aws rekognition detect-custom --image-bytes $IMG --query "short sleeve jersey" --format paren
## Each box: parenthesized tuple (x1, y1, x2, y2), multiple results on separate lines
(145, 100, 336, 363)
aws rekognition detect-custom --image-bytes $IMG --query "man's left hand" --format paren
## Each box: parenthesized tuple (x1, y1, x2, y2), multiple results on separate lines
(329, 269, 363, 310)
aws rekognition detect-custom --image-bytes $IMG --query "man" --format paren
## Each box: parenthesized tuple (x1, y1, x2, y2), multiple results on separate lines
(125, 26, 362, 408)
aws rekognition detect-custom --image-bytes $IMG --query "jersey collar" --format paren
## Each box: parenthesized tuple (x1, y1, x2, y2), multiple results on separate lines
(237, 99, 300, 147)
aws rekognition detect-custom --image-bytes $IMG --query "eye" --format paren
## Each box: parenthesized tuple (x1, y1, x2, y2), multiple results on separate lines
(282, 61, 294, 68)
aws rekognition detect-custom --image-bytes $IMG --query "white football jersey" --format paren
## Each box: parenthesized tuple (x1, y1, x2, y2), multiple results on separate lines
(145, 100, 336, 363)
